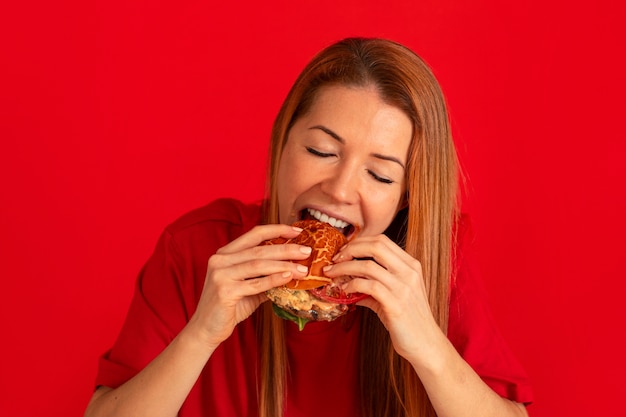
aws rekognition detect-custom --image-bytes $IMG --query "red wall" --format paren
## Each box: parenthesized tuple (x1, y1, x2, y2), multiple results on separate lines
(1, 1, 624, 415)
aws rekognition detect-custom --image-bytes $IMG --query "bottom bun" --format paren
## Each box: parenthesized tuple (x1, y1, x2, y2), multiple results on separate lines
(266, 286, 351, 322)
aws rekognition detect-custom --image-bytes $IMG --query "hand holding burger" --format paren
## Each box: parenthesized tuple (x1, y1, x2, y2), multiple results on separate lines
(263, 220, 368, 330)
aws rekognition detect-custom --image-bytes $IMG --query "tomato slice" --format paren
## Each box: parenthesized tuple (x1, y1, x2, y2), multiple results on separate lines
(309, 284, 369, 305)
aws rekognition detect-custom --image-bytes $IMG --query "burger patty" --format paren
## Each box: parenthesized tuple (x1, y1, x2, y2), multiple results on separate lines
(266, 286, 350, 321)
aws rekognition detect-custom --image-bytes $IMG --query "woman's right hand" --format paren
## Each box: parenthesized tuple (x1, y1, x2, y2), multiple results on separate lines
(185, 224, 311, 349)
(84, 224, 310, 417)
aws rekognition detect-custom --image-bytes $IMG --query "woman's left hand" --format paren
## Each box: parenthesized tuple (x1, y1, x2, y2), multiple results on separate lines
(323, 234, 445, 364)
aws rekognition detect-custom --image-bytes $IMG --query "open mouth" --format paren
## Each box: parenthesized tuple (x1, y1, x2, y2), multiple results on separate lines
(300, 208, 355, 238)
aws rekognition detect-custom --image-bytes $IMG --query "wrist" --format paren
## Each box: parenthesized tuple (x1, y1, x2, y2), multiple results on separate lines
(402, 321, 452, 377)
(179, 316, 223, 355)
(412, 333, 457, 381)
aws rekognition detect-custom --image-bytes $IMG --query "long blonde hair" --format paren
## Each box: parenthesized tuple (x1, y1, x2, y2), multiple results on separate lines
(259, 37, 459, 417)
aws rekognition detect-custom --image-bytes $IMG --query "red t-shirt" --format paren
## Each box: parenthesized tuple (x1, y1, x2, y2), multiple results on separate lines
(95, 198, 533, 416)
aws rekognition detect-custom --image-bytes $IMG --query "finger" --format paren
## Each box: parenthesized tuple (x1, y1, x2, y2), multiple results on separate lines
(324, 237, 424, 298)
(340, 276, 393, 314)
(342, 276, 407, 319)
(324, 262, 405, 302)
(334, 235, 398, 262)
(234, 270, 300, 298)
(333, 235, 419, 275)
(212, 257, 309, 284)
(217, 224, 304, 255)
(325, 236, 400, 285)
(210, 243, 312, 275)
(324, 258, 388, 282)
(249, 242, 313, 263)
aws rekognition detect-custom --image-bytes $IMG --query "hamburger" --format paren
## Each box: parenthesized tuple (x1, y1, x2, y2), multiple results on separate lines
(263, 219, 367, 330)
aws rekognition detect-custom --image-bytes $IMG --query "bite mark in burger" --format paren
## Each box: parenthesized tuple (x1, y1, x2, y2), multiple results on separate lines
(263, 219, 368, 330)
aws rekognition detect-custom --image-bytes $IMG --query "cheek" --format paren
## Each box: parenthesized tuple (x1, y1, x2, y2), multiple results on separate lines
(277, 145, 315, 195)
(372, 187, 401, 206)
(364, 189, 403, 230)
(277, 158, 298, 196)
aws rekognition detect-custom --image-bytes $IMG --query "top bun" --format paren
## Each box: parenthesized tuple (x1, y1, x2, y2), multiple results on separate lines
(263, 220, 346, 290)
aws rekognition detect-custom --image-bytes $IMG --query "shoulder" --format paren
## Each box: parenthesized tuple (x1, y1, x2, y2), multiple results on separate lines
(164, 198, 262, 236)
(159, 198, 263, 255)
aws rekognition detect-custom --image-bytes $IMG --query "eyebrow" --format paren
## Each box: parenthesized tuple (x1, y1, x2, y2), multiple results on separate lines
(310, 125, 406, 169)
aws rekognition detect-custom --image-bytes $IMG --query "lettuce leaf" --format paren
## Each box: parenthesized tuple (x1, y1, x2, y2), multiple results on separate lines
(271, 303, 310, 331)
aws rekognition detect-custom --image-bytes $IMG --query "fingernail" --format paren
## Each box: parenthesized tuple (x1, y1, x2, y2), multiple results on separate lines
(292, 226, 303, 232)
(282, 271, 293, 278)
(296, 264, 308, 273)
(323, 265, 332, 272)
(300, 246, 312, 255)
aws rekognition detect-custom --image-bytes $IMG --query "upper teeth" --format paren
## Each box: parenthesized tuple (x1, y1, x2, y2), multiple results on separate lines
(307, 208, 349, 229)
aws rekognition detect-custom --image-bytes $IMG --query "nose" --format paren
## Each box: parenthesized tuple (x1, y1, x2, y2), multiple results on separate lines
(319, 162, 360, 205)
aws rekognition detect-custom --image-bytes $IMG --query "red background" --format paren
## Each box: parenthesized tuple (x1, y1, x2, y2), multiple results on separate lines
(1, 0, 625, 415)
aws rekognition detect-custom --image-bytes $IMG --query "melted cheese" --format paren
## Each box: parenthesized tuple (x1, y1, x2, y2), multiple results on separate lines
(266, 287, 348, 321)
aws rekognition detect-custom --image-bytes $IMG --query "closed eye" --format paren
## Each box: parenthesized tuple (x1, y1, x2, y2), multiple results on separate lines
(306, 146, 335, 158)
(367, 169, 394, 184)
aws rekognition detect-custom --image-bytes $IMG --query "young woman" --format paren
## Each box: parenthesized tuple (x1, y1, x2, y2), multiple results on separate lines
(85, 38, 533, 417)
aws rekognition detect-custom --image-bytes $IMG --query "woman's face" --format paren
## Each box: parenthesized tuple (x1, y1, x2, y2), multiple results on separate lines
(276, 85, 412, 237)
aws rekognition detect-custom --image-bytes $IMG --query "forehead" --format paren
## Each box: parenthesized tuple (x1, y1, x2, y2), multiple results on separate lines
(296, 85, 412, 153)
(306, 84, 387, 115)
